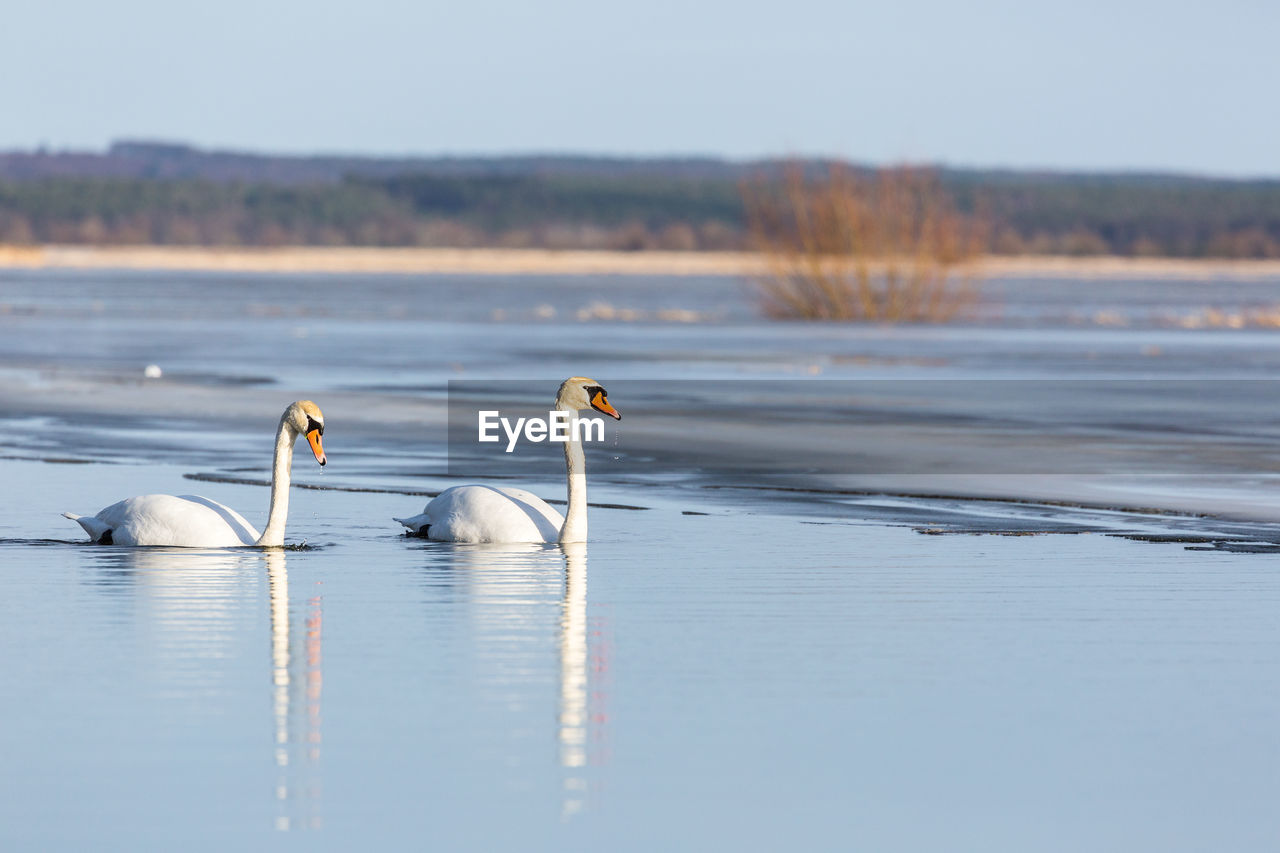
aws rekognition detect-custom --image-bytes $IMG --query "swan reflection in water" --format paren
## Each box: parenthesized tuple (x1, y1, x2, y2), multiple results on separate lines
(84, 546, 322, 831)
(428, 540, 606, 819)
(267, 549, 323, 832)
(85, 546, 262, 697)
(558, 541, 592, 819)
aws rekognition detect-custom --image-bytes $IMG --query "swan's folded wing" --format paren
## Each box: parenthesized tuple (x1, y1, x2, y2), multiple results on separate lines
(428, 486, 562, 543)
(78, 495, 260, 547)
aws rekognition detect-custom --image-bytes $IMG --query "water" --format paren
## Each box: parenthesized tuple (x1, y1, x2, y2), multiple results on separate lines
(2, 269, 1280, 849)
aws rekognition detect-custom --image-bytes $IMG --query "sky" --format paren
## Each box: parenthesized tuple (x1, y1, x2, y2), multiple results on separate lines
(5, 0, 1278, 176)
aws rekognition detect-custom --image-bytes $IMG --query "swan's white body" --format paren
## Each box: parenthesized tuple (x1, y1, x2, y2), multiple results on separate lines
(64, 401, 327, 548)
(395, 485, 563, 544)
(395, 377, 619, 544)
(66, 494, 261, 547)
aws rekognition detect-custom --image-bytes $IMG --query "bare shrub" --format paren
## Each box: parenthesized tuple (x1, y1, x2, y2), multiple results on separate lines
(607, 222, 656, 252)
(308, 225, 350, 247)
(1205, 228, 1280, 259)
(539, 224, 613, 251)
(1025, 232, 1058, 255)
(0, 214, 34, 245)
(414, 219, 482, 247)
(158, 216, 202, 245)
(743, 164, 986, 322)
(255, 223, 291, 247)
(991, 227, 1028, 255)
(697, 220, 744, 251)
(1128, 237, 1164, 257)
(657, 223, 698, 251)
(1056, 229, 1109, 256)
(76, 216, 108, 245)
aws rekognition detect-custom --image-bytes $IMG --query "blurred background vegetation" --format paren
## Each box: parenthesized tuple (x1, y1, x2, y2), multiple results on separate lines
(2, 141, 1279, 257)
(746, 165, 984, 321)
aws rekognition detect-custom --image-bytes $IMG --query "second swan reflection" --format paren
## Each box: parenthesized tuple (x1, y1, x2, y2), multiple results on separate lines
(426, 540, 606, 820)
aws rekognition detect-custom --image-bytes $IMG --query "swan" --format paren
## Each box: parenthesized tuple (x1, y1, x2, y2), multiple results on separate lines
(63, 400, 327, 547)
(395, 377, 620, 543)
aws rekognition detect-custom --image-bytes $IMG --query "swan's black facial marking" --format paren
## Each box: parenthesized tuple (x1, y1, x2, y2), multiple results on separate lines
(306, 416, 324, 436)
(586, 384, 621, 420)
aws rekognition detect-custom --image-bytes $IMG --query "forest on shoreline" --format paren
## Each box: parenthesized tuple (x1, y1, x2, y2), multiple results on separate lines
(2, 141, 1278, 258)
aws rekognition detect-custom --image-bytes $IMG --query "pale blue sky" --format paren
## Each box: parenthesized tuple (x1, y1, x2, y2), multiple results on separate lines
(6, 0, 1277, 175)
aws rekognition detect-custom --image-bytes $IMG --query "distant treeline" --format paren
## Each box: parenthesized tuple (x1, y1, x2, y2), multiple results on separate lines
(0, 174, 746, 251)
(1, 142, 1279, 257)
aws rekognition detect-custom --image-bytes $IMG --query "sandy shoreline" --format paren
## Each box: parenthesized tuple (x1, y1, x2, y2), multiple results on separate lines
(3, 244, 1280, 280)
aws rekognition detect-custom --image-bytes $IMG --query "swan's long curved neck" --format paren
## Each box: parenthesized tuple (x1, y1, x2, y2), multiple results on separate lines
(558, 409, 588, 544)
(256, 416, 296, 547)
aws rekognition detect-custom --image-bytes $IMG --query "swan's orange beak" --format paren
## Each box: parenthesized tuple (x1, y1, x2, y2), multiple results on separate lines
(306, 429, 327, 466)
(590, 391, 621, 420)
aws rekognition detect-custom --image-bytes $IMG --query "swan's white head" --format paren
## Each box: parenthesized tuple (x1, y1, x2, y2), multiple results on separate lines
(556, 377, 620, 420)
(284, 400, 327, 466)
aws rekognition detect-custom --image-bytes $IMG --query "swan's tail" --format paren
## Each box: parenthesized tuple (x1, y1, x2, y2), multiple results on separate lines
(62, 512, 113, 543)
(393, 514, 430, 536)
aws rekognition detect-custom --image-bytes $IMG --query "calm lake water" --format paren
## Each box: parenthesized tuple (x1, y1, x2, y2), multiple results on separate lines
(2, 269, 1280, 850)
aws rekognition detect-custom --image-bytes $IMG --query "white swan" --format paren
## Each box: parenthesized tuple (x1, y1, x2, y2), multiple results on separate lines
(63, 400, 327, 548)
(395, 377, 620, 543)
